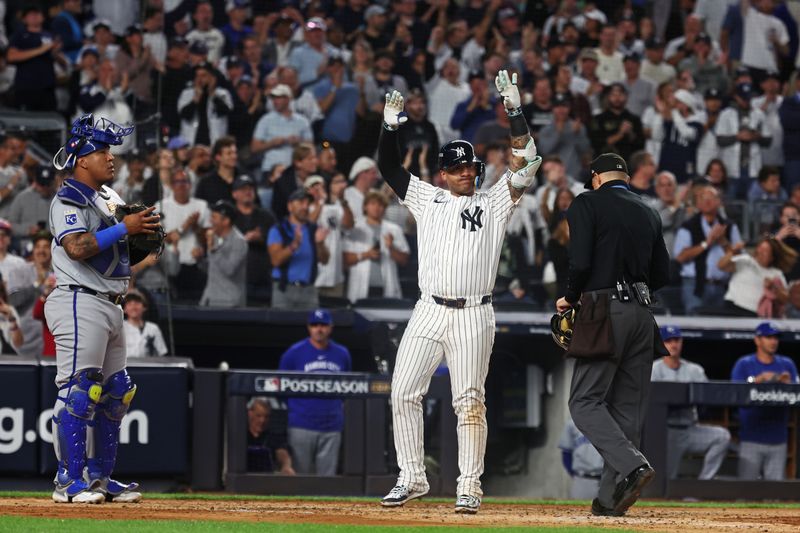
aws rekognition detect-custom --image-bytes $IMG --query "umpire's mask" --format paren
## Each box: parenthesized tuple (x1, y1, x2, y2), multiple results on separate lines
(550, 307, 578, 351)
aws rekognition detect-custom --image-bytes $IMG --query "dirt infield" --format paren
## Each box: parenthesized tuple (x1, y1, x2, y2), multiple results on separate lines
(1, 497, 800, 532)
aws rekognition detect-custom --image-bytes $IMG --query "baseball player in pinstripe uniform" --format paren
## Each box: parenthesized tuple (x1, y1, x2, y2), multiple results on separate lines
(45, 115, 160, 503)
(377, 71, 542, 514)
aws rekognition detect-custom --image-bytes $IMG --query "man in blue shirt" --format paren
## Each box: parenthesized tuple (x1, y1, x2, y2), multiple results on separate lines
(731, 322, 799, 480)
(278, 309, 352, 475)
(252, 84, 313, 174)
(267, 189, 330, 309)
(312, 56, 359, 171)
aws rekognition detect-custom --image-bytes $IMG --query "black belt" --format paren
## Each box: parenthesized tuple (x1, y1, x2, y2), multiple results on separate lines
(575, 472, 602, 480)
(586, 281, 651, 306)
(431, 294, 492, 309)
(68, 285, 125, 305)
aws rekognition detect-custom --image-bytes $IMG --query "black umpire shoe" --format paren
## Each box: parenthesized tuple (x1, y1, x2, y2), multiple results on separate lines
(591, 498, 624, 517)
(612, 464, 655, 515)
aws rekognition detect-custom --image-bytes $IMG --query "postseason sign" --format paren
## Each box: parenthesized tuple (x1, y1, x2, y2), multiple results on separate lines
(228, 371, 392, 398)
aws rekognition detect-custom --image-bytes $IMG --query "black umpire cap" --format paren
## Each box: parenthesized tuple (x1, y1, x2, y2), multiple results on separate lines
(587, 153, 628, 189)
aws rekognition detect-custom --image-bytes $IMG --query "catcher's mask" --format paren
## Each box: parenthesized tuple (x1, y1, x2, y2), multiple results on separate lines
(551, 306, 578, 351)
(438, 140, 486, 189)
(53, 114, 135, 171)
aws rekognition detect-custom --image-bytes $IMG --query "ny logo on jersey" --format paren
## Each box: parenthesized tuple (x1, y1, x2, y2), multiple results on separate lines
(453, 146, 466, 158)
(460, 206, 484, 232)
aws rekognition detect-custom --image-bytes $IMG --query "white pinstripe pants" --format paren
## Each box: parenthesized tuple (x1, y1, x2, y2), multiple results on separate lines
(390, 300, 495, 497)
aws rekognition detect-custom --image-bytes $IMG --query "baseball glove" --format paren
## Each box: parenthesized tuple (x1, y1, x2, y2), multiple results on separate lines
(115, 203, 165, 265)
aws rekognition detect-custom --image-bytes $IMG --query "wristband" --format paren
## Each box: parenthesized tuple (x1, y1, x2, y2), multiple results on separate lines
(700, 241, 708, 251)
(95, 223, 129, 251)
(509, 111, 529, 136)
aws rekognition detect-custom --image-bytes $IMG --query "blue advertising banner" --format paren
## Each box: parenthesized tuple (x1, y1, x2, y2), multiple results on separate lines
(0, 360, 40, 473)
(39, 361, 191, 476)
(0, 357, 191, 477)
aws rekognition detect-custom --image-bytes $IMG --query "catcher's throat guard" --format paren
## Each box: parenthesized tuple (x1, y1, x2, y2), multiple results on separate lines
(53, 114, 135, 171)
(551, 306, 578, 351)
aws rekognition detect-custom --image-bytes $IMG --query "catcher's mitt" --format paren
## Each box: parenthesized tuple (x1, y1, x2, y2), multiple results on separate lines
(115, 203, 165, 265)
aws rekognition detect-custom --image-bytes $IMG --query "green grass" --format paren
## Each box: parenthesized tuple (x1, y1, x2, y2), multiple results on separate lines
(0, 517, 638, 533)
(1, 491, 799, 509)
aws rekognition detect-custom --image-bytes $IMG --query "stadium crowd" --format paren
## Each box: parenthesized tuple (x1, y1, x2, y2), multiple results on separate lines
(2, 0, 800, 357)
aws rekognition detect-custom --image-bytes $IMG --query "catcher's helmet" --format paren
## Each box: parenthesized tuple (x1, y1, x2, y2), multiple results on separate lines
(438, 140, 486, 188)
(53, 114, 135, 171)
(550, 306, 578, 351)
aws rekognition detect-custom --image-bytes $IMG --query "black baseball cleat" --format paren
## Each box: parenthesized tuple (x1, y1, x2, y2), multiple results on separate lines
(591, 498, 624, 517)
(612, 464, 655, 515)
(380, 485, 429, 507)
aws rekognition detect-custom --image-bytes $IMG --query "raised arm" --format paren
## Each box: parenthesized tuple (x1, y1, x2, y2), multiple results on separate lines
(495, 70, 542, 202)
(377, 91, 412, 200)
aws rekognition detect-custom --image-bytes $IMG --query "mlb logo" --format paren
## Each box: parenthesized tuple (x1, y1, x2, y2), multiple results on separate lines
(255, 376, 280, 392)
(64, 210, 78, 225)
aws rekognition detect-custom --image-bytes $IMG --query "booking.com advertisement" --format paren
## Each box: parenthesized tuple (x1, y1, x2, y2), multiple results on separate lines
(0, 361, 189, 476)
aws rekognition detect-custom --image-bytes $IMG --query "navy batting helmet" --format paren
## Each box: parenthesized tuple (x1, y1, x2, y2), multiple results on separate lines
(438, 140, 486, 189)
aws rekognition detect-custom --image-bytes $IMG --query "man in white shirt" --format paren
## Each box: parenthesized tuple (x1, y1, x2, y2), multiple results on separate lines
(641, 38, 676, 87)
(751, 71, 784, 168)
(740, 0, 789, 81)
(310, 174, 354, 299)
(715, 82, 772, 198)
(186, 1, 225, 64)
(344, 157, 379, 222)
(0, 218, 32, 293)
(594, 25, 624, 84)
(142, 6, 168, 66)
(122, 290, 167, 357)
(156, 167, 210, 301)
(343, 191, 410, 303)
(426, 58, 470, 144)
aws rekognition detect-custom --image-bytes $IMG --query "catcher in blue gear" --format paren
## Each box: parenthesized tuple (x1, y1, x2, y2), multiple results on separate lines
(46, 114, 161, 503)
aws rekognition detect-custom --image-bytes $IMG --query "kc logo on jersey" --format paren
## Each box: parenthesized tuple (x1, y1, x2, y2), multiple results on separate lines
(460, 206, 483, 232)
(64, 208, 78, 225)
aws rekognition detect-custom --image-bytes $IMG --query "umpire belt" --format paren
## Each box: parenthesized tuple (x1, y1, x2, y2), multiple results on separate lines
(428, 294, 492, 309)
(68, 285, 125, 305)
(586, 282, 651, 306)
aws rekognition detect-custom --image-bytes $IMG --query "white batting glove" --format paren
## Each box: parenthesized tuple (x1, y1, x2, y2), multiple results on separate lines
(383, 90, 408, 130)
(495, 70, 521, 112)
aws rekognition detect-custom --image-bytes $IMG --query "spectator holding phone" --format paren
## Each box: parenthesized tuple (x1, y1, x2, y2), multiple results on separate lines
(773, 202, 800, 282)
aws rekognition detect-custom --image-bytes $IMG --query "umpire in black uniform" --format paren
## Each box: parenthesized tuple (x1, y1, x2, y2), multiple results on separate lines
(556, 153, 670, 516)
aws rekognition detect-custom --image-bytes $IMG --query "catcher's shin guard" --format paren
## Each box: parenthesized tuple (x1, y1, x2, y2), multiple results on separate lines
(88, 369, 136, 481)
(55, 369, 103, 480)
